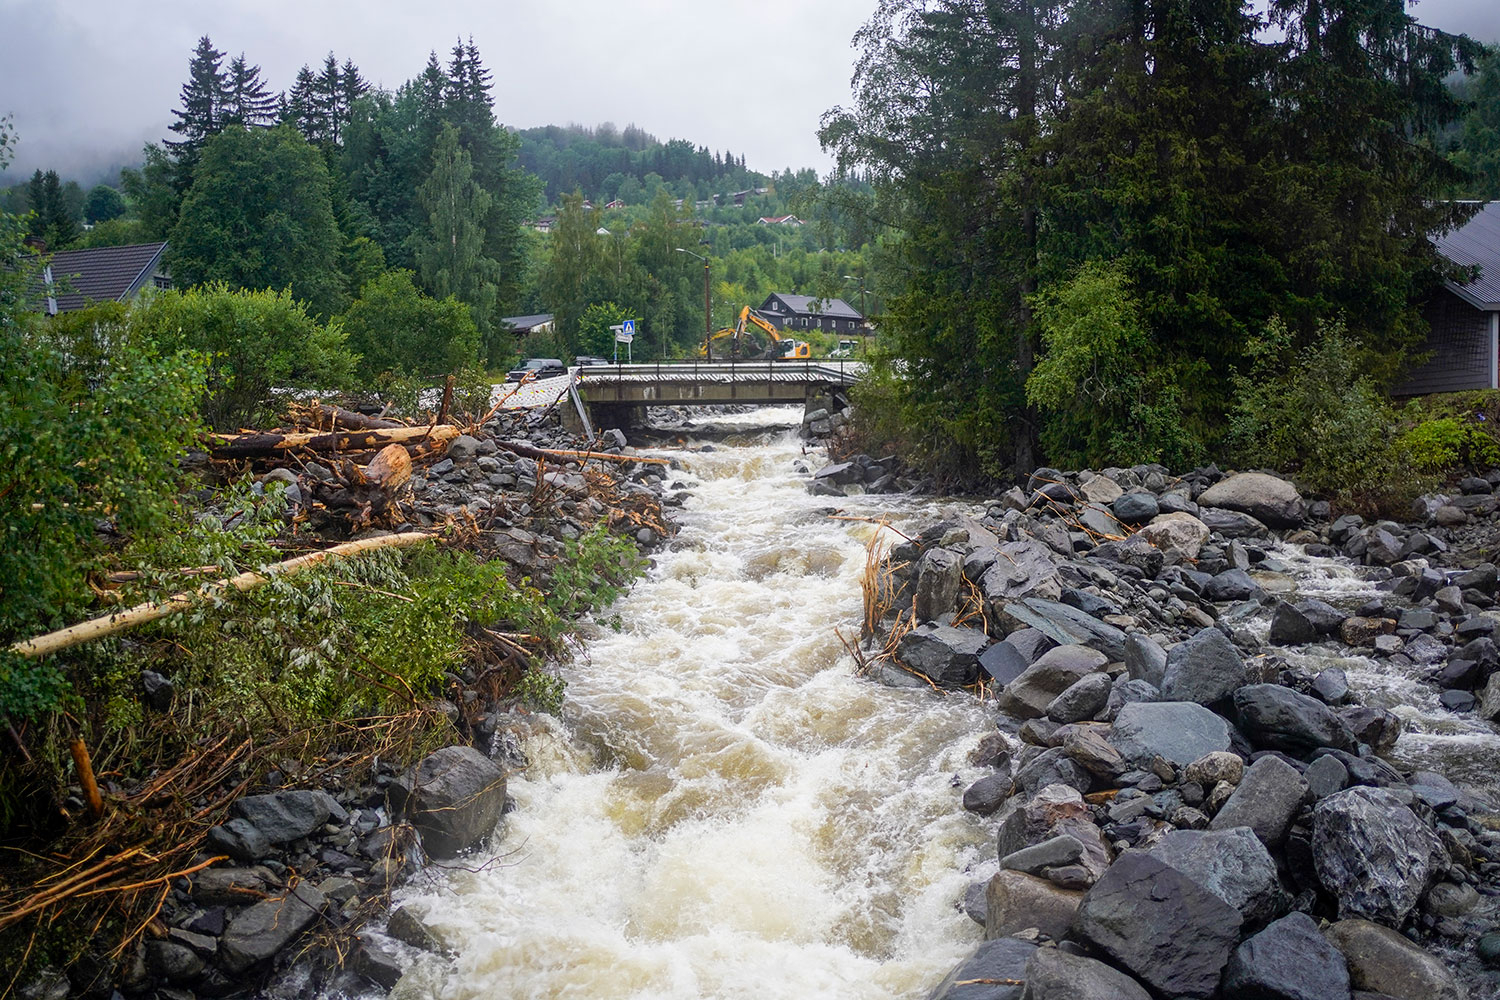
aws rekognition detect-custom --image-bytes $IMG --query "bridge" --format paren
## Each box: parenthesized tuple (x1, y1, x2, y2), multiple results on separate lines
(498, 360, 863, 432)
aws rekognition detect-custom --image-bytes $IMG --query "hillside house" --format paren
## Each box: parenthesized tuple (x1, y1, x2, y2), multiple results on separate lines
(1398, 202, 1500, 394)
(757, 293, 864, 334)
(32, 241, 170, 315)
(757, 215, 802, 226)
(501, 313, 555, 337)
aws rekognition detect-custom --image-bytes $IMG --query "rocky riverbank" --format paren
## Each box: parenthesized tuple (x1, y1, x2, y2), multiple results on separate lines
(839, 462, 1500, 999)
(17, 404, 679, 1000)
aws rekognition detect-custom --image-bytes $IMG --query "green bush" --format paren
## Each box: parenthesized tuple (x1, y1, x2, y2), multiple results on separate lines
(1229, 318, 1425, 514)
(129, 284, 356, 428)
(342, 269, 480, 378)
(1398, 416, 1500, 475)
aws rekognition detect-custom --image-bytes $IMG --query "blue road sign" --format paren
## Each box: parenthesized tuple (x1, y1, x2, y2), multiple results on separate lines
(622, 319, 635, 335)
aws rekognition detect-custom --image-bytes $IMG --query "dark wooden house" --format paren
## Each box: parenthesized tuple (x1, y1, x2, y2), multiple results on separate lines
(1398, 203, 1500, 395)
(756, 293, 865, 335)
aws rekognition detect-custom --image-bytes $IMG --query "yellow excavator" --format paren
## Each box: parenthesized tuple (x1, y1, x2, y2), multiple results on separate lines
(699, 306, 812, 361)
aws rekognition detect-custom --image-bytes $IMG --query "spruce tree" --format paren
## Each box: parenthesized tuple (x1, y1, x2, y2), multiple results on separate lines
(167, 36, 227, 157)
(221, 54, 278, 127)
(283, 66, 324, 141)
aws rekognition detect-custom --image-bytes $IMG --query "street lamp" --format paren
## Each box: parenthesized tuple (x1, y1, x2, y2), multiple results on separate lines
(843, 274, 870, 352)
(677, 247, 711, 359)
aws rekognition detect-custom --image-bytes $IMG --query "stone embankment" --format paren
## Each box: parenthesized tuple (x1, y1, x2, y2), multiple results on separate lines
(23, 407, 678, 1000)
(838, 462, 1500, 1000)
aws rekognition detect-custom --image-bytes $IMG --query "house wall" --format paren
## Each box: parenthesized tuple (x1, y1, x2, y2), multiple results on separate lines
(1396, 288, 1496, 395)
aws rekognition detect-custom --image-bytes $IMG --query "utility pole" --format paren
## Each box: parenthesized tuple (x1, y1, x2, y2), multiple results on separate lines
(844, 274, 869, 354)
(677, 247, 712, 359)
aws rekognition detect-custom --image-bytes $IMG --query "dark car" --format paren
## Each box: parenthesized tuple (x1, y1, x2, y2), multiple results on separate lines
(574, 355, 611, 367)
(505, 358, 567, 382)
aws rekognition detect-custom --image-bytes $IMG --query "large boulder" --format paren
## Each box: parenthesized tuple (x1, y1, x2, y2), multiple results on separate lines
(1108, 701, 1233, 767)
(898, 624, 989, 687)
(996, 645, 1108, 720)
(1003, 599, 1128, 661)
(1147, 826, 1283, 925)
(1137, 512, 1211, 562)
(1224, 911, 1353, 1000)
(995, 784, 1091, 860)
(980, 539, 1064, 616)
(1325, 919, 1468, 1000)
(218, 882, 327, 974)
(1160, 627, 1248, 706)
(1071, 851, 1243, 999)
(230, 790, 338, 844)
(1045, 672, 1114, 723)
(1199, 507, 1271, 538)
(1019, 947, 1152, 1000)
(1209, 755, 1309, 847)
(1234, 684, 1357, 756)
(1123, 633, 1168, 688)
(914, 547, 964, 622)
(928, 937, 1036, 1000)
(1312, 787, 1445, 926)
(983, 870, 1085, 940)
(401, 746, 508, 859)
(1197, 472, 1307, 528)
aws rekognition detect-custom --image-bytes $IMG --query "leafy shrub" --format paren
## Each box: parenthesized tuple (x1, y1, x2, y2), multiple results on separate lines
(1027, 260, 1205, 469)
(1229, 318, 1425, 514)
(342, 269, 480, 377)
(1399, 416, 1500, 474)
(129, 284, 356, 428)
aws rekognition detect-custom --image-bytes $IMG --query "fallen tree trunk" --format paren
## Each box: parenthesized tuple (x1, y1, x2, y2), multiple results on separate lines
(209, 424, 457, 459)
(312, 405, 404, 432)
(11, 532, 435, 659)
(496, 440, 670, 467)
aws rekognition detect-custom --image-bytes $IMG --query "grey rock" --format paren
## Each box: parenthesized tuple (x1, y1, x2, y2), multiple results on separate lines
(1007, 627, 1058, 664)
(1045, 672, 1114, 723)
(1184, 751, 1244, 787)
(1224, 911, 1353, 1000)
(141, 669, 174, 711)
(1138, 512, 1211, 562)
(190, 865, 275, 906)
(1325, 919, 1467, 1000)
(963, 880, 989, 925)
(146, 940, 204, 983)
(979, 641, 1029, 687)
(1019, 947, 1152, 1000)
(1149, 826, 1282, 925)
(1270, 603, 1318, 645)
(1210, 754, 1309, 848)
(1313, 787, 1445, 926)
(1062, 726, 1125, 777)
(1313, 668, 1351, 705)
(962, 772, 1012, 815)
(1161, 627, 1248, 706)
(1424, 881, 1479, 918)
(403, 746, 508, 859)
(1071, 851, 1243, 998)
(980, 539, 1064, 615)
(984, 870, 1084, 940)
(1002, 598, 1127, 661)
(231, 790, 336, 844)
(446, 434, 481, 460)
(1296, 599, 1347, 634)
(1206, 568, 1261, 602)
(1002, 834, 1084, 876)
(994, 784, 1092, 860)
(353, 941, 404, 988)
(813, 461, 861, 485)
(1304, 754, 1349, 799)
(929, 938, 1035, 1000)
(898, 624, 990, 687)
(997, 644, 1108, 720)
(1234, 684, 1357, 756)
(1113, 492, 1160, 524)
(1197, 472, 1307, 527)
(1102, 677, 1158, 721)
(1200, 506, 1272, 538)
(1124, 633, 1168, 688)
(1014, 746, 1092, 797)
(1109, 701, 1232, 767)
(1338, 706, 1402, 753)
(218, 882, 326, 974)
(1407, 771, 1461, 811)
(914, 547, 964, 622)
(205, 818, 271, 863)
(387, 905, 442, 951)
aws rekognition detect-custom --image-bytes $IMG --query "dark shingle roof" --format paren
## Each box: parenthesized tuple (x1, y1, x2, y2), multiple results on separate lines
(1436, 203, 1500, 310)
(41, 242, 168, 313)
(761, 293, 863, 320)
(501, 313, 555, 330)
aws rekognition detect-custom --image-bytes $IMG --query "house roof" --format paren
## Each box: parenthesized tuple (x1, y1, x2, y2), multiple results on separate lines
(1437, 202, 1500, 311)
(39, 242, 168, 313)
(757, 215, 802, 225)
(761, 293, 863, 320)
(501, 313, 555, 331)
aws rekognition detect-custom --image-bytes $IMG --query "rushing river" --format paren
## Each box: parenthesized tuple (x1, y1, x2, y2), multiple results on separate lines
(389, 408, 997, 1000)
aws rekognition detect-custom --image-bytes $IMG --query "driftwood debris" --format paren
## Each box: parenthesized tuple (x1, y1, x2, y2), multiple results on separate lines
(309, 444, 414, 529)
(11, 532, 435, 659)
(209, 424, 458, 459)
(497, 439, 670, 468)
(309, 404, 403, 432)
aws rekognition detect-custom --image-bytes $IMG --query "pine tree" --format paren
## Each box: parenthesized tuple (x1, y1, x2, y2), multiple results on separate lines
(415, 123, 498, 335)
(283, 66, 325, 141)
(221, 54, 278, 127)
(167, 36, 228, 157)
(340, 58, 370, 118)
(316, 54, 344, 145)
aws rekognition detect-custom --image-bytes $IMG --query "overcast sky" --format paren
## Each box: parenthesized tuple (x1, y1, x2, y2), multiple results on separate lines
(2, 0, 1498, 186)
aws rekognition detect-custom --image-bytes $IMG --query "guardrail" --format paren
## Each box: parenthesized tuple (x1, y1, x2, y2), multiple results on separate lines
(575, 359, 864, 385)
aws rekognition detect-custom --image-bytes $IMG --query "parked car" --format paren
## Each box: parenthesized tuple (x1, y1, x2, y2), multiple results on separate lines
(505, 358, 567, 382)
(574, 355, 611, 366)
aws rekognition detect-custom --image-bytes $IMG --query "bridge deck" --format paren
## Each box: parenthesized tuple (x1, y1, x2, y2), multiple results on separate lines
(494, 361, 862, 412)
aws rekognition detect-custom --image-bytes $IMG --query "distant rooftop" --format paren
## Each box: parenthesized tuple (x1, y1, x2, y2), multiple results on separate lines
(34, 242, 169, 314)
(1437, 202, 1500, 310)
(761, 293, 862, 320)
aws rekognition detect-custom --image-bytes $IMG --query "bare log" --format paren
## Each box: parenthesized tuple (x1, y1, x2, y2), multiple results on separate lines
(496, 440, 670, 467)
(364, 443, 412, 490)
(11, 532, 435, 659)
(313, 404, 404, 431)
(70, 736, 104, 820)
(209, 424, 458, 459)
